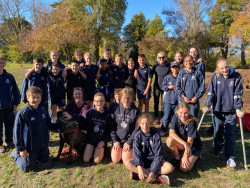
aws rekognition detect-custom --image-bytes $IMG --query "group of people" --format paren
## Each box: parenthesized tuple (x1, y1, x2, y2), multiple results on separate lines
(0, 46, 244, 185)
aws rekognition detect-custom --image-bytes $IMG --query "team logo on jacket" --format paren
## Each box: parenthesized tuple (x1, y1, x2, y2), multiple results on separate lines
(94, 125, 100, 132)
(5, 79, 10, 84)
(121, 120, 127, 128)
(32, 77, 35, 80)
(191, 76, 196, 80)
(31, 117, 35, 121)
(41, 114, 46, 119)
(169, 82, 172, 85)
(41, 77, 45, 80)
(150, 140, 153, 146)
(229, 81, 234, 87)
(217, 81, 221, 84)
(114, 68, 117, 72)
(186, 127, 188, 131)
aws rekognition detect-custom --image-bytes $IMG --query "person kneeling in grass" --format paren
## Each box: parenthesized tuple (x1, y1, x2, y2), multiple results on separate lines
(124, 113, 173, 186)
(166, 102, 202, 172)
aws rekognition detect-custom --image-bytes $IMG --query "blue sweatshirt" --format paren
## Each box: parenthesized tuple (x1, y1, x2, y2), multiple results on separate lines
(151, 61, 171, 89)
(110, 64, 127, 89)
(205, 67, 243, 112)
(161, 74, 178, 104)
(45, 60, 65, 73)
(176, 68, 205, 102)
(21, 71, 48, 103)
(80, 64, 98, 91)
(133, 127, 163, 175)
(137, 65, 152, 89)
(72, 108, 110, 146)
(0, 70, 20, 109)
(13, 104, 57, 152)
(193, 59, 205, 79)
(170, 115, 202, 150)
(47, 72, 65, 99)
(110, 103, 140, 146)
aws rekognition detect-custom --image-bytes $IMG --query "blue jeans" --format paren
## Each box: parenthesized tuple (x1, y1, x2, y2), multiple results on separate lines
(212, 111, 237, 160)
(161, 103, 177, 132)
(14, 147, 49, 172)
(189, 102, 200, 118)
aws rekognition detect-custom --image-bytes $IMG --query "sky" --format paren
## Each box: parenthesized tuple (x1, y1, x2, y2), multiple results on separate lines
(45, 0, 176, 29)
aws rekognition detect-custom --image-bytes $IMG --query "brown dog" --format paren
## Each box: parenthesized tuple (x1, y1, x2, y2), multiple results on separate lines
(54, 110, 86, 164)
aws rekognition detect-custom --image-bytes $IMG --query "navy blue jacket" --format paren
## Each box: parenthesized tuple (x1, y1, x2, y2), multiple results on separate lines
(0, 70, 20, 109)
(137, 65, 152, 89)
(45, 60, 65, 73)
(161, 74, 178, 104)
(193, 59, 205, 79)
(97, 59, 114, 67)
(176, 68, 205, 102)
(13, 104, 57, 152)
(170, 115, 202, 150)
(66, 69, 85, 101)
(47, 72, 65, 99)
(80, 64, 98, 91)
(110, 103, 140, 146)
(110, 64, 127, 89)
(205, 67, 243, 112)
(133, 127, 163, 175)
(151, 61, 171, 89)
(72, 108, 110, 146)
(124, 68, 137, 90)
(21, 71, 48, 103)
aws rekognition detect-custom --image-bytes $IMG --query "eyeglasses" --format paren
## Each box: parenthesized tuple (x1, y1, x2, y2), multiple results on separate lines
(158, 56, 165, 59)
(94, 100, 104, 103)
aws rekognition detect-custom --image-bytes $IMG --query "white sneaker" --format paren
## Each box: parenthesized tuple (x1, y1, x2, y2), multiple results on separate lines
(227, 158, 236, 168)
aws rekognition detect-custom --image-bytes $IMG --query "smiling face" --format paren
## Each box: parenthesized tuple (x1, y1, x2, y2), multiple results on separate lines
(138, 57, 146, 68)
(139, 118, 151, 134)
(0, 59, 6, 71)
(27, 93, 41, 109)
(128, 60, 135, 70)
(73, 89, 83, 102)
(217, 60, 230, 76)
(94, 95, 105, 111)
(177, 107, 190, 123)
(50, 52, 59, 63)
(75, 53, 83, 62)
(121, 94, 132, 109)
(171, 66, 180, 75)
(175, 53, 183, 63)
(70, 62, 79, 73)
(85, 55, 93, 65)
(34, 62, 43, 73)
(51, 66, 60, 76)
(103, 51, 111, 60)
(189, 48, 198, 59)
(183, 56, 193, 70)
(115, 56, 123, 66)
(157, 54, 166, 64)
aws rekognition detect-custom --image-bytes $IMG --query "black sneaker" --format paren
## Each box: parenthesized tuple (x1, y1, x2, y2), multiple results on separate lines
(170, 158, 180, 168)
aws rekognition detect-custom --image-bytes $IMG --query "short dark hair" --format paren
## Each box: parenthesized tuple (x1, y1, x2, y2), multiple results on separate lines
(33, 57, 44, 65)
(69, 60, 80, 65)
(51, 62, 60, 68)
(100, 58, 107, 64)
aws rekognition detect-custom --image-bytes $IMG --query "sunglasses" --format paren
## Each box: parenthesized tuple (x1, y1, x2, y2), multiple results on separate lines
(158, 56, 165, 59)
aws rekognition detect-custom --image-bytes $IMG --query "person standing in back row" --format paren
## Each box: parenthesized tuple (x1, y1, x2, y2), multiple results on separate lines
(151, 52, 171, 124)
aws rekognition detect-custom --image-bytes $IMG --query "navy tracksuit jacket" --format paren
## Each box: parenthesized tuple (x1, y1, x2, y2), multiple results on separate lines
(161, 74, 178, 104)
(176, 68, 205, 102)
(21, 71, 48, 103)
(110, 103, 140, 146)
(133, 127, 163, 175)
(205, 67, 243, 112)
(0, 70, 20, 109)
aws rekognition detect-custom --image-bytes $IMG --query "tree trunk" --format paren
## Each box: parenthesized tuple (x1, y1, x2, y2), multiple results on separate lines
(241, 43, 246, 67)
(64, 43, 72, 64)
(94, 32, 101, 62)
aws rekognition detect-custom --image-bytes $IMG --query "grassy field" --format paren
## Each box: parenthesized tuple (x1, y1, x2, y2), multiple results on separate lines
(0, 63, 250, 188)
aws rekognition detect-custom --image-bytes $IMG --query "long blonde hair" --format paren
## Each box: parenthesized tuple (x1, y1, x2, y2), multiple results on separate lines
(177, 102, 198, 125)
(216, 58, 228, 78)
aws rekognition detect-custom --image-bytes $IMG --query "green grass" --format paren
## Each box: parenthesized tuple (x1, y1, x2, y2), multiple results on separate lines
(0, 63, 250, 187)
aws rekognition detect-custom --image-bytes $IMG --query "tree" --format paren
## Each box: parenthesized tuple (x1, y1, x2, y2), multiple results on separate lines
(136, 35, 173, 65)
(228, 7, 249, 66)
(123, 12, 149, 61)
(146, 15, 164, 37)
(209, 0, 248, 59)
(71, 0, 127, 61)
(162, 0, 212, 51)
